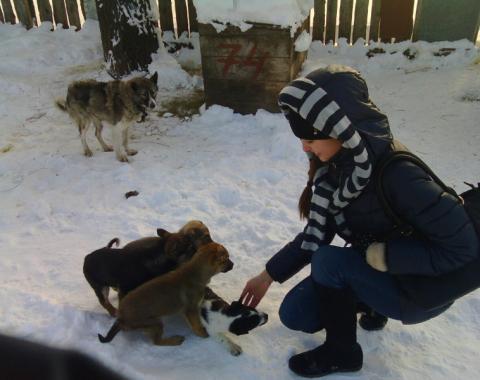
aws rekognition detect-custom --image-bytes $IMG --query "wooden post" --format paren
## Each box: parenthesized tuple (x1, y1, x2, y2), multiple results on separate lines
(369, 0, 381, 43)
(338, 0, 353, 43)
(65, 0, 82, 30)
(12, 0, 33, 29)
(325, 0, 337, 44)
(36, 0, 53, 23)
(352, 0, 368, 43)
(1, 0, 16, 24)
(96, 0, 159, 78)
(312, 0, 325, 42)
(175, 0, 188, 37)
(380, 0, 414, 42)
(187, 0, 197, 33)
(413, 0, 480, 43)
(52, 0, 69, 28)
(159, 0, 173, 33)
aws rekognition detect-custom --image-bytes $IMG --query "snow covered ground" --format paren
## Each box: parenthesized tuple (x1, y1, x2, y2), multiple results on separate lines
(1, 20, 480, 380)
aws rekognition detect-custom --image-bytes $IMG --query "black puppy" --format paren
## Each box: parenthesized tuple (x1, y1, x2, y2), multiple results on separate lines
(200, 287, 268, 356)
(83, 220, 212, 316)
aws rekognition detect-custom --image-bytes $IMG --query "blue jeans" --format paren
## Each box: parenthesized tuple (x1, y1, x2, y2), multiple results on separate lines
(279, 245, 450, 333)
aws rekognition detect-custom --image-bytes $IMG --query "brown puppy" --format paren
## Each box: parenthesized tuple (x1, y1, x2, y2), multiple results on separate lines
(83, 220, 212, 316)
(98, 242, 234, 345)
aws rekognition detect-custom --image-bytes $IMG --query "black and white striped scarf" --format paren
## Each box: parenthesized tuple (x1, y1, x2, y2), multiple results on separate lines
(279, 75, 372, 252)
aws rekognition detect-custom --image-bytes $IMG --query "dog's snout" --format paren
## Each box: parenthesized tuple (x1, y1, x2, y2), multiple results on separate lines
(222, 259, 234, 273)
(262, 313, 269, 325)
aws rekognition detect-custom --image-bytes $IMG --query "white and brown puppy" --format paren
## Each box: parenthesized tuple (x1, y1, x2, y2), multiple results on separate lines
(201, 287, 268, 356)
(56, 72, 158, 162)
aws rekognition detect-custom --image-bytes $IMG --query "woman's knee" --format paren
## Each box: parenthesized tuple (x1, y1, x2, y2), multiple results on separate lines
(310, 245, 354, 287)
(278, 279, 324, 334)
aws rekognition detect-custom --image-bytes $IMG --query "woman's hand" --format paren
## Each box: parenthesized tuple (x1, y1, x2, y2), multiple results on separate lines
(240, 270, 273, 308)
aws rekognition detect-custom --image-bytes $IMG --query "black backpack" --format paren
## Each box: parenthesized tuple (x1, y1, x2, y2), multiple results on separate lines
(375, 151, 480, 309)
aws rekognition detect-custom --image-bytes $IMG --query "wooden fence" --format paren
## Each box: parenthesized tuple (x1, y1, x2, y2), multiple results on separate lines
(1, 0, 479, 44)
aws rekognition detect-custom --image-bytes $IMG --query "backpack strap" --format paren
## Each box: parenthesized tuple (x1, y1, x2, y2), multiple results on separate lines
(374, 150, 461, 237)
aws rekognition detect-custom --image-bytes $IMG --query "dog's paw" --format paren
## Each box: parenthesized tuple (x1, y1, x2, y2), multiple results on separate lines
(193, 326, 209, 338)
(155, 335, 185, 346)
(84, 149, 93, 157)
(116, 154, 129, 163)
(229, 343, 243, 356)
(126, 148, 138, 156)
(103, 145, 114, 152)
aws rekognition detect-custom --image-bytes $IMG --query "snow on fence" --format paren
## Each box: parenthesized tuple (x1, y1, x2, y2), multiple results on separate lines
(1, 0, 479, 44)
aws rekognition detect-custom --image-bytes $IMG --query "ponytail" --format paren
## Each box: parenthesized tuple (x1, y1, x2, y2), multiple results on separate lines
(298, 157, 323, 220)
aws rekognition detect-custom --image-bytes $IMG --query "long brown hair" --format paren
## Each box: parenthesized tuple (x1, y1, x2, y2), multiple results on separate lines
(299, 156, 324, 220)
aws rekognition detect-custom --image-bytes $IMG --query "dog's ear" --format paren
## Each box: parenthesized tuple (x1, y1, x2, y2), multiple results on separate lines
(156, 228, 171, 238)
(150, 72, 158, 84)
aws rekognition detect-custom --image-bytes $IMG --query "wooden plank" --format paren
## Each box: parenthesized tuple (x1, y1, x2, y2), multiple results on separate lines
(413, 0, 480, 43)
(12, 0, 33, 29)
(325, 0, 337, 43)
(159, 0, 173, 32)
(199, 22, 288, 37)
(203, 79, 286, 114)
(380, 0, 414, 42)
(26, 0, 38, 26)
(369, 0, 381, 42)
(36, 0, 53, 23)
(312, 0, 326, 42)
(187, 0, 197, 33)
(202, 56, 292, 82)
(79, 0, 85, 18)
(338, 0, 353, 42)
(1, 0, 16, 24)
(52, 0, 69, 28)
(352, 0, 368, 42)
(65, 0, 82, 30)
(175, 0, 188, 37)
(198, 26, 292, 58)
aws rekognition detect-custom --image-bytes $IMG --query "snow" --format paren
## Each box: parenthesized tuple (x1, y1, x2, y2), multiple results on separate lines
(1, 19, 480, 380)
(192, 0, 312, 35)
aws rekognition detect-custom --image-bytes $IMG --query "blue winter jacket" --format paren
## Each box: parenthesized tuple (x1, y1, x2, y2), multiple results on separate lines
(266, 68, 479, 321)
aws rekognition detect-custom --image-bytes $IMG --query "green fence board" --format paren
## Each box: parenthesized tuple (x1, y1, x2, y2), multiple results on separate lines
(369, 0, 381, 42)
(352, 0, 368, 42)
(413, 0, 480, 42)
(325, 0, 337, 43)
(338, 0, 353, 42)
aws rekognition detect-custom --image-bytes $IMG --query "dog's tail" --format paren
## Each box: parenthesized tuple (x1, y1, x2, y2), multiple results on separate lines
(107, 238, 120, 248)
(98, 320, 121, 343)
(55, 98, 67, 112)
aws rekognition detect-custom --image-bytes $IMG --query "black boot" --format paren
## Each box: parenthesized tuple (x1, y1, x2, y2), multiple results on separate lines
(357, 302, 388, 331)
(288, 286, 363, 378)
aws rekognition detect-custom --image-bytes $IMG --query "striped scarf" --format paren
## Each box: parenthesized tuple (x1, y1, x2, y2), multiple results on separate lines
(279, 75, 372, 252)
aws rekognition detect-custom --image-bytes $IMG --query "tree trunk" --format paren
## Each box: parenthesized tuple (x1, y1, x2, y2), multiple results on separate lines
(95, 0, 159, 78)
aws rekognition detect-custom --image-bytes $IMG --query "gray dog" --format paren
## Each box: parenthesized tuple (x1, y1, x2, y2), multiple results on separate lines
(56, 72, 158, 162)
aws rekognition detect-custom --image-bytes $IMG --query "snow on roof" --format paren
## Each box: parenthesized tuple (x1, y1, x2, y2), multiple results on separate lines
(192, 0, 313, 34)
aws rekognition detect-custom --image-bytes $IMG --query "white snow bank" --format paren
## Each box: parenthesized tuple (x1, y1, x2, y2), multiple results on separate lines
(192, 0, 312, 34)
